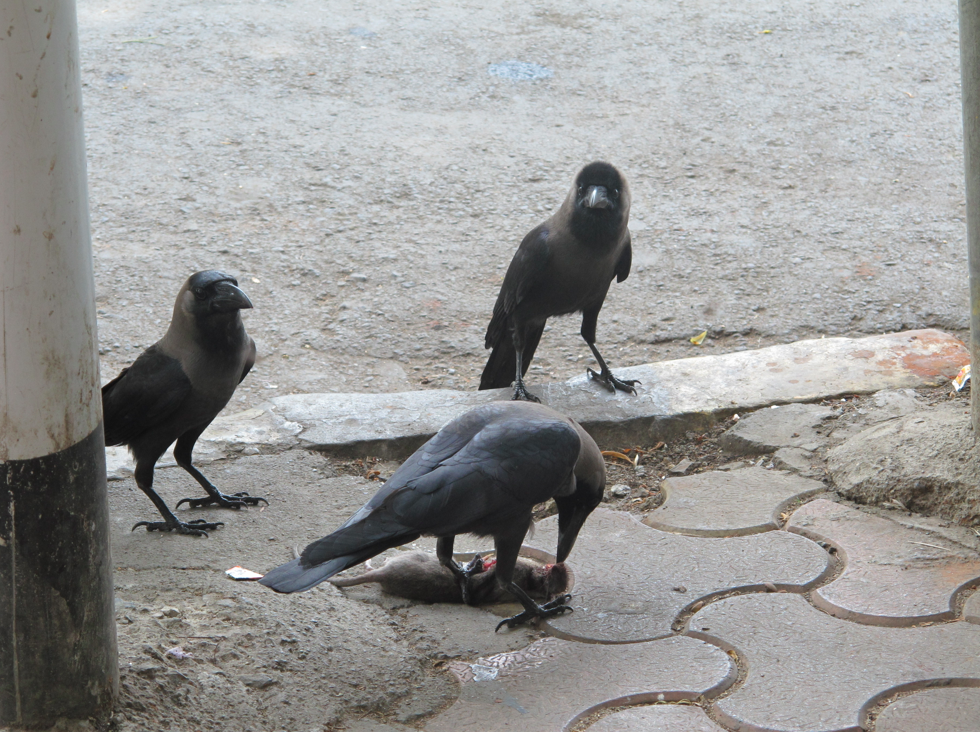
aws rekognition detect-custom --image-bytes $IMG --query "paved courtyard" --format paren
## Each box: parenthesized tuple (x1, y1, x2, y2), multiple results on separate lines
(423, 495, 980, 732)
(104, 332, 980, 731)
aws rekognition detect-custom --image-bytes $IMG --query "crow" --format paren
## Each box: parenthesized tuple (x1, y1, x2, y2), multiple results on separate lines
(480, 161, 637, 402)
(102, 270, 265, 537)
(259, 401, 605, 630)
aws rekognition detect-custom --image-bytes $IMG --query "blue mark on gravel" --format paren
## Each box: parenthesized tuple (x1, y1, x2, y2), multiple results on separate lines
(349, 27, 377, 38)
(488, 60, 553, 81)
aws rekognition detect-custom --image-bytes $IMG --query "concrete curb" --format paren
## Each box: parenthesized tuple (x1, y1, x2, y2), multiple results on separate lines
(183, 329, 967, 461)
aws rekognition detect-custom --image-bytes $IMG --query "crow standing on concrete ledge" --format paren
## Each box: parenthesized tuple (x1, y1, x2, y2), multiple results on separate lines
(102, 270, 265, 537)
(480, 161, 637, 402)
(259, 401, 605, 630)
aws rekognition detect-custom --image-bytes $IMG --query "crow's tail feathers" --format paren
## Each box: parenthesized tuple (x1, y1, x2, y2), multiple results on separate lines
(480, 337, 516, 390)
(259, 519, 421, 593)
(479, 324, 544, 391)
(258, 550, 378, 593)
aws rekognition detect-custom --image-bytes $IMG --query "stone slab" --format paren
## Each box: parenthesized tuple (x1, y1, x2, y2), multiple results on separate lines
(691, 593, 980, 732)
(588, 705, 730, 732)
(184, 330, 966, 459)
(827, 389, 928, 445)
(426, 635, 733, 732)
(772, 447, 819, 476)
(719, 403, 835, 455)
(865, 389, 926, 423)
(526, 508, 830, 642)
(343, 722, 416, 732)
(643, 467, 825, 536)
(827, 400, 980, 525)
(876, 688, 980, 732)
(789, 499, 980, 623)
(202, 405, 304, 452)
(104, 411, 274, 479)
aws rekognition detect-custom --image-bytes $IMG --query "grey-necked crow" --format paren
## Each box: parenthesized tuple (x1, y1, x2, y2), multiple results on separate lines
(102, 270, 264, 536)
(480, 161, 637, 401)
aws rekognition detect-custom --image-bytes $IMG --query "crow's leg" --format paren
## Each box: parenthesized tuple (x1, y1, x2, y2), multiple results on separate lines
(172, 430, 268, 510)
(585, 342, 639, 394)
(130, 459, 224, 537)
(436, 536, 485, 605)
(510, 327, 540, 403)
(580, 307, 639, 395)
(493, 532, 573, 631)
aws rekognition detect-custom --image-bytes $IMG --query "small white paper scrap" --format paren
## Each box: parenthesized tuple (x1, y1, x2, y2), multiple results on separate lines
(226, 566, 263, 580)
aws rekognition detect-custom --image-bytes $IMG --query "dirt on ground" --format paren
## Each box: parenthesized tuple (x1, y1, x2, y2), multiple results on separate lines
(106, 450, 547, 732)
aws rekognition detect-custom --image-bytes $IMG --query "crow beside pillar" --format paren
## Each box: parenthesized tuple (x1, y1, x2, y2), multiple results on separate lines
(102, 270, 264, 536)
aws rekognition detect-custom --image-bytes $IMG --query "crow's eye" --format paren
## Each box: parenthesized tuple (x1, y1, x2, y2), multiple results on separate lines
(577, 185, 584, 194)
(613, 188, 620, 198)
(193, 288, 206, 301)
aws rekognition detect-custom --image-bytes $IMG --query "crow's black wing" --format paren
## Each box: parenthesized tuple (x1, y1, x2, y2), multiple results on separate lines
(285, 404, 498, 572)
(485, 225, 551, 348)
(260, 404, 580, 594)
(301, 408, 579, 563)
(615, 231, 632, 283)
(240, 337, 256, 383)
(102, 345, 190, 446)
(386, 413, 581, 534)
(382, 403, 507, 488)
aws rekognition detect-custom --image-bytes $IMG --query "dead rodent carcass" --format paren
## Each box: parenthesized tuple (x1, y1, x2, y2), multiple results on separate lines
(329, 550, 569, 604)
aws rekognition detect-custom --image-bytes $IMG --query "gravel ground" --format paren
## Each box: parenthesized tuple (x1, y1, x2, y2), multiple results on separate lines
(80, 0, 969, 409)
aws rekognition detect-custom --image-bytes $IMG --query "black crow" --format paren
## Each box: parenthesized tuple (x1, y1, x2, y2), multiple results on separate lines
(259, 401, 604, 630)
(102, 270, 265, 536)
(480, 161, 637, 401)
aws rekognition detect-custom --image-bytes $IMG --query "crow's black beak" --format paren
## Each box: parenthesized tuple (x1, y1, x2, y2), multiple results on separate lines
(583, 185, 610, 210)
(211, 282, 253, 312)
(556, 502, 593, 563)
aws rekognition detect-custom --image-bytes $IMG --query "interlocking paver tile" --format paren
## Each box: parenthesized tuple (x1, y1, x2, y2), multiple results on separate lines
(691, 593, 980, 732)
(789, 499, 980, 623)
(643, 468, 824, 536)
(876, 687, 980, 732)
(526, 509, 829, 642)
(426, 636, 732, 732)
(587, 704, 730, 731)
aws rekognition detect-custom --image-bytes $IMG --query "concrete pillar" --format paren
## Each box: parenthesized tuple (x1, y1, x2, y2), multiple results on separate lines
(0, 0, 118, 725)
(961, 0, 980, 433)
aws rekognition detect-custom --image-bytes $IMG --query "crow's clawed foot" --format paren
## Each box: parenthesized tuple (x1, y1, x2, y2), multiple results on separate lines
(131, 518, 224, 537)
(175, 491, 269, 510)
(457, 555, 486, 605)
(495, 593, 574, 632)
(587, 368, 640, 395)
(511, 382, 542, 403)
